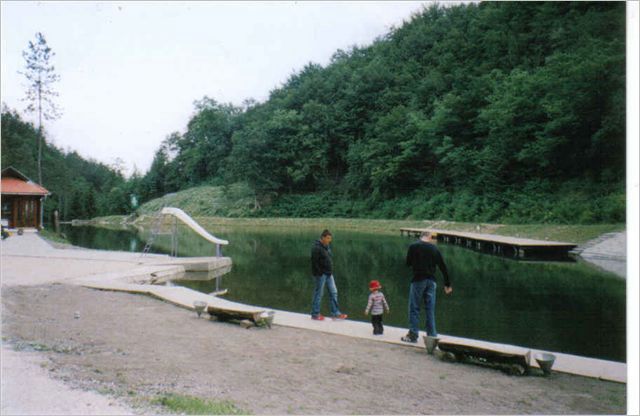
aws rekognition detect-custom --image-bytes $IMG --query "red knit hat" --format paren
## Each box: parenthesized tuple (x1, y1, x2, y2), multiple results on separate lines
(369, 280, 382, 290)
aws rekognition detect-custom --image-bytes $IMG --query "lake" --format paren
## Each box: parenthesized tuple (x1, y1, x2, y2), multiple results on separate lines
(62, 224, 626, 362)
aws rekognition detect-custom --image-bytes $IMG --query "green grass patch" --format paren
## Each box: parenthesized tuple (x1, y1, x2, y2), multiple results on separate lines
(92, 214, 623, 245)
(136, 183, 256, 218)
(154, 393, 247, 415)
(90, 185, 625, 245)
(21, 341, 51, 352)
(496, 223, 625, 244)
(38, 229, 70, 245)
(194, 217, 622, 244)
(91, 215, 131, 223)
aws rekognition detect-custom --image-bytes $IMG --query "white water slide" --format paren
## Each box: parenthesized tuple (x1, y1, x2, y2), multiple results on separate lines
(161, 207, 229, 246)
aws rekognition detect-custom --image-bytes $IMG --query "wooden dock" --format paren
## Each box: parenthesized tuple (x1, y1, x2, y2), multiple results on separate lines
(400, 228, 577, 258)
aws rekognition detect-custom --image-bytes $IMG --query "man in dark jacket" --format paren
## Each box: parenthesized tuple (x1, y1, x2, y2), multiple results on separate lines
(310, 229, 348, 321)
(402, 231, 453, 342)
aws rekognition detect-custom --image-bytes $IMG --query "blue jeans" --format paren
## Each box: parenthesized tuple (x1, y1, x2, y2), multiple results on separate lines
(311, 274, 341, 317)
(408, 279, 437, 337)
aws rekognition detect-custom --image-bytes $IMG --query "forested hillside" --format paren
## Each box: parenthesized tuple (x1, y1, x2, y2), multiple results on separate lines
(1, 108, 133, 221)
(3, 2, 625, 224)
(137, 2, 625, 223)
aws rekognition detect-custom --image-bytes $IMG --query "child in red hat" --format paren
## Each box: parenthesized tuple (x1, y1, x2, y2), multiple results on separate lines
(364, 280, 390, 335)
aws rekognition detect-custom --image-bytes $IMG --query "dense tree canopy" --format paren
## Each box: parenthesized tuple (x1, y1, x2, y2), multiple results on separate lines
(1, 108, 132, 221)
(137, 2, 625, 223)
(3, 2, 625, 224)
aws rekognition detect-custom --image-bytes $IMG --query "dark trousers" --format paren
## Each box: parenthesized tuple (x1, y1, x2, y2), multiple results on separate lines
(371, 314, 384, 335)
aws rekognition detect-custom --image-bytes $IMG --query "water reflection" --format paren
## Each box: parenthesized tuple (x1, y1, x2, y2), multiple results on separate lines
(178, 271, 228, 296)
(62, 224, 625, 362)
(62, 225, 156, 254)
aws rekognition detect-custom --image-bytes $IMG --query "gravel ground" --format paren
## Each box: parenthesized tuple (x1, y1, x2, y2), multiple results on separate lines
(1, 284, 626, 415)
(1, 343, 135, 415)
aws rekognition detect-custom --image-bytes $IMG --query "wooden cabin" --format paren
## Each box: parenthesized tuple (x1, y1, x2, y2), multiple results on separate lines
(1, 167, 50, 230)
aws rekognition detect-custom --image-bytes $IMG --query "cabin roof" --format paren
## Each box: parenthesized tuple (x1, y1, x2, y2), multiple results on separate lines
(1, 167, 50, 196)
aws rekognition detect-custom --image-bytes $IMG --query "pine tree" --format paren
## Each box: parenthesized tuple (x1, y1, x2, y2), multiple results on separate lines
(20, 32, 62, 185)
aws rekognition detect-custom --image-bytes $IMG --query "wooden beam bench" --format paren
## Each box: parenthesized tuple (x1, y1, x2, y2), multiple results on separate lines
(207, 305, 274, 328)
(437, 340, 531, 376)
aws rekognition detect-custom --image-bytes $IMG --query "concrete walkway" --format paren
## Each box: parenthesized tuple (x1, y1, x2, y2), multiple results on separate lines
(1, 232, 627, 413)
(1, 234, 230, 286)
(1, 233, 162, 286)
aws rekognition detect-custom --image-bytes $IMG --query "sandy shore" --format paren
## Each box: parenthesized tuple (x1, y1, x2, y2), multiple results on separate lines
(1, 283, 626, 415)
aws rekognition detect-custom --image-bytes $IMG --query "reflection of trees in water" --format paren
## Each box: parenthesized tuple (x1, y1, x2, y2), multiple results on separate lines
(63, 225, 147, 253)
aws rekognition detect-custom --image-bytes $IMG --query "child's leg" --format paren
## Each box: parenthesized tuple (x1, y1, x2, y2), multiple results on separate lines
(372, 315, 383, 335)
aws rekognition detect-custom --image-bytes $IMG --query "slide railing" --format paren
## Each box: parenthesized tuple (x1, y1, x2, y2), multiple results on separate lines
(161, 207, 229, 257)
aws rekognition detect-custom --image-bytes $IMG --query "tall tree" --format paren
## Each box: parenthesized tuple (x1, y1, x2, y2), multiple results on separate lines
(20, 32, 62, 185)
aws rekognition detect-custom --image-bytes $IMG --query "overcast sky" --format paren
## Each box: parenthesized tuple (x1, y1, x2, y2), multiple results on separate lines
(1, 0, 444, 175)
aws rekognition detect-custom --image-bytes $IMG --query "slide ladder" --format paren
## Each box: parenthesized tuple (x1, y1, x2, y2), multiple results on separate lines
(140, 205, 167, 257)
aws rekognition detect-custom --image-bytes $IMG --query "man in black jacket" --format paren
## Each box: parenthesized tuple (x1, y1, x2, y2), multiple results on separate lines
(402, 231, 453, 343)
(310, 229, 348, 321)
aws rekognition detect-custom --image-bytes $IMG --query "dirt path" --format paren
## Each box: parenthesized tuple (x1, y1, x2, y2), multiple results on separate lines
(1, 284, 626, 415)
(1, 343, 135, 415)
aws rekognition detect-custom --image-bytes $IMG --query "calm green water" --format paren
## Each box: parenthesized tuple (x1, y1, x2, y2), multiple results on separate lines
(62, 224, 626, 362)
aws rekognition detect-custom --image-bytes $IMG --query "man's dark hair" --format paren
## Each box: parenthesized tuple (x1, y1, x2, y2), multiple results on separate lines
(321, 229, 332, 238)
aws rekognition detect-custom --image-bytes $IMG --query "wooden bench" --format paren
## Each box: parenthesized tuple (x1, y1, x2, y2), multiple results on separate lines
(437, 340, 531, 375)
(207, 305, 274, 328)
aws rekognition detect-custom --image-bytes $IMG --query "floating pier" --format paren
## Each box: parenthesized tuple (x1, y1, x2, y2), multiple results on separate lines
(400, 228, 577, 259)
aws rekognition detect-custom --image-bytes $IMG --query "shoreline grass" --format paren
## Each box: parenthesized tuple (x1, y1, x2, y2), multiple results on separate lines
(38, 228, 70, 245)
(93, 215, 623, 245)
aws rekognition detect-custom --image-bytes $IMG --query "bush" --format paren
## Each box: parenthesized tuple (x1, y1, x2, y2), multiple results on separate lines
(136, 179, 624, 225)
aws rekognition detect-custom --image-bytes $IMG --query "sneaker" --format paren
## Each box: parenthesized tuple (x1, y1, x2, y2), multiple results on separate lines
(333, 314, 348, 320)
(311, 314, 325, 321)
(401, 332, 418, 343)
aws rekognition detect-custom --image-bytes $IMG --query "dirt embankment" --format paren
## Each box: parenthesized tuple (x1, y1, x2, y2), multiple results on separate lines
(1, 284, 626, 415)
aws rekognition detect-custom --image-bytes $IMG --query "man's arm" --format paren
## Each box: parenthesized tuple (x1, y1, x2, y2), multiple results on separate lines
(437, 251, 451, 288)
(406, 244, 413, 267)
